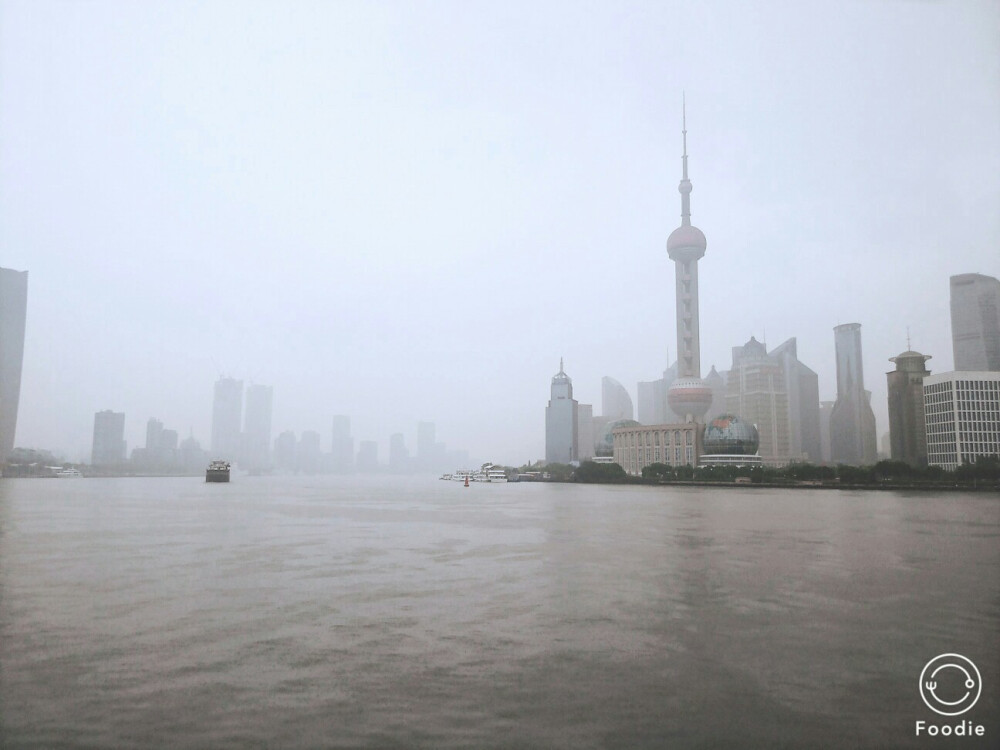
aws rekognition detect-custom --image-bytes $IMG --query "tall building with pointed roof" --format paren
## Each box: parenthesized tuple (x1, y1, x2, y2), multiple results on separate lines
(666, 98, 713, 423)
(545, 359, 578, 464)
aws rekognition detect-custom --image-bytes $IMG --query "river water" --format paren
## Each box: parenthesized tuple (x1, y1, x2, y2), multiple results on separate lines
(0, 476, 997, 748)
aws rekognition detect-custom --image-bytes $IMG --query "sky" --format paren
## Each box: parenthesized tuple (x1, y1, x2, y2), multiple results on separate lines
(1, 0, 998, 465)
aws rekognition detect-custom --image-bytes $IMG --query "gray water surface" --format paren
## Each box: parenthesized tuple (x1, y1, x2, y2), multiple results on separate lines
(1, 476, 997, 748)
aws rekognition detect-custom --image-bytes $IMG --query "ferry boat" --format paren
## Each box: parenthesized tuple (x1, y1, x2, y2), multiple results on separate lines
(473, 463, 509, 483)
(206, 460, 231, 483)
(53, 467, 83, 478)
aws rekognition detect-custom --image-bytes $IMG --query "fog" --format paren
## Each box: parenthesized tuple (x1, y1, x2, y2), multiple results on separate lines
(2, 0, 998, 465)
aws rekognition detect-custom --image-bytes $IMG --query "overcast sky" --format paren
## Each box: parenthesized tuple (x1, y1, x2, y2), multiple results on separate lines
(2, 0, 998, 465)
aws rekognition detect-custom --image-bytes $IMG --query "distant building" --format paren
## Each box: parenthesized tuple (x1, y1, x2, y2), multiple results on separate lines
(705, 366, 727, 422)
(357, 440, 379, 471)
(242, 384, 273, 472)
(612, 422, 701, 476)
(546, 359, 578, 464)
(886, 349, 932, 467)
(298, 430, 321, 474)
(637, 362, 682, 426)
(819, 401, 834, 464)
(577, 403, 595, 461)
(950, 273, 1000, 371)
(0, 267, 28, 461)
(769, 337, 821, 463)
(389, 432, 409, 471)
(211, 377, 243, 461)
(602, 376, 634, 421)
(330, 415, 354, 472)
(92, 410, 126, 466)
(830, 324, 878, 465)
(726, 336, 790, 465)
(134, 417, 178, 468)
(178, 434, 207, 471)
(924, 371, 1000, 471)
(273, 430, 297, 472)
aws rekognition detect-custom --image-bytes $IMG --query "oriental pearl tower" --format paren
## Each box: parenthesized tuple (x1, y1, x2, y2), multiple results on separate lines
(666, 98, 713, 422)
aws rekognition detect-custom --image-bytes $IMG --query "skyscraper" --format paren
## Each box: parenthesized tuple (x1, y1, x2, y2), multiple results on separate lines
(389, 432, 409, 471)
(331, 415, 354, 472)
(886, 348, 931, 467)
(242, 384, 273, 471)
(726, 337, 790, 463)
(545, 359, 578, 464)
(0, 267, 28, 461)
(601, 377, 634, 421)
(211, 377, 243, 461)
(665, 100, 713, 422)
(769, 337, 822, 463)
(950, 273, 1000, 371)
(92, 410, 126, 466)
(830, 324, 878, 465)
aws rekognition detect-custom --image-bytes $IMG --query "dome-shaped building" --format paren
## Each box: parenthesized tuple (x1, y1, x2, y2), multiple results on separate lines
(699, 415, 763, 467)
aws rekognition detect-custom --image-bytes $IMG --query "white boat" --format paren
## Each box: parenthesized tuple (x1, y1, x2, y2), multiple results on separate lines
(53, 467, 83, 478)
(472, 463, 508, 483)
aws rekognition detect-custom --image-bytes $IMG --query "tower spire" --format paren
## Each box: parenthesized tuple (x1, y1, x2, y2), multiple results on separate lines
(679, 92, 692, 227)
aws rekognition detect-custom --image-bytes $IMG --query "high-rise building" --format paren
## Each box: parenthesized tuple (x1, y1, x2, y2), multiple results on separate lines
(886, 348, 932, 467)
(92, 410, 126, 466)
(577, 403, 595, 460)
(545, 359, 578, 464)
(819, 401, 834, 464)
(331, 415, 354, 472)
(417, 422, 435, 462)
(273, 430, 297, 472)
(950, 273, 1000, 371)
(924, 371, 1000, 471)
(389, 432, 409, 471)
(665, 100, 713, 423)
(0, 267, 28, 461)
(211, 377, 243, 461)
(601, 377, 634, 421)
(830, 324, 878, 465)
(357, 440, 379, 471)
(726, 337, 790, 464)
(769, 337, 822, 463)
(298, 430, 321, 474)
(242, 384, 273, 471)
(637, 362, 680, 426)
(705, 366, 728, 423)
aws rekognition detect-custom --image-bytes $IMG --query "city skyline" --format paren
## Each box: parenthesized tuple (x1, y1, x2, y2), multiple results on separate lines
(2, 1, 998, 465)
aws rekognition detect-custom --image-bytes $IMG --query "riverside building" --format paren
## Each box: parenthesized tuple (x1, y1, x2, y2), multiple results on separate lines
(923, 371, 1000, 471)
(886, 348, 932, 467)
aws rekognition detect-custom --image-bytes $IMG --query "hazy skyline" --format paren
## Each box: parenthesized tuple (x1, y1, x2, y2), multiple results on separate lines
(2, 1, 998, 464)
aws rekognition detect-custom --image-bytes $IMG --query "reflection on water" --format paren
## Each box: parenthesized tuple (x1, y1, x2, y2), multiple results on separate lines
(1, 476, 997, 748)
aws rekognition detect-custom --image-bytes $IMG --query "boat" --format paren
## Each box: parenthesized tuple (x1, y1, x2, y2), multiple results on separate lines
(53, 467, 83, 478)
(439, 473, 453, 481)
(472, 463, 509, 483)
(206, 460, 231, 483)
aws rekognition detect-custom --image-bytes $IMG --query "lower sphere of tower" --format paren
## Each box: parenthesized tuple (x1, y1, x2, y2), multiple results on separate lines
(667, 377, 713, 420)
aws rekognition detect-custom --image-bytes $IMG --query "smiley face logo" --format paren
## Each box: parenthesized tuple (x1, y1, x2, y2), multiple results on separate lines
(919, 654, 982, 716)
